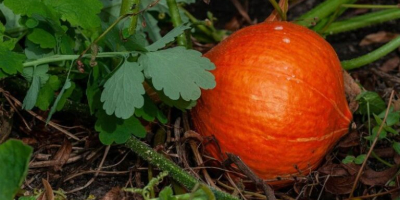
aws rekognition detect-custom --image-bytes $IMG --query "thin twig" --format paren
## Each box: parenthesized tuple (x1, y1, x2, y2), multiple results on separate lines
(349, 90, 395, 198)
(230, 0, 253, 24)
(3, 94, 31, 131)
(227, 153, 276, 200)
(0, 88, 80, 140)
(65, 145, 111, 194)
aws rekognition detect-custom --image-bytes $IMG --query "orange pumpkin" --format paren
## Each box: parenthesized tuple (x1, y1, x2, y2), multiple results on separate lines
(191, 21, 352, 184)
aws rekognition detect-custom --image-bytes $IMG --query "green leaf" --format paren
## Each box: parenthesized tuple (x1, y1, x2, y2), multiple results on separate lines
(135, 95, 166, 123)
(87, 67, 102, 115)
(157, 89, 197, 111)
(356, 91, 386, 115)
(22, 76, 40, 110)
(36, 75, 61, 110)
(367, 126, 387, 141)
(378, 108, 400, 127)
(24, 40, 54, 59)
(0, 139, 32, 200)
(95, 110, 147, 145)
(0, 21, 4, 33)
(354, 154, 366, 164)
(4, 0, 41, 16)
(27, 28, 56, 49)
(139, 47, 215, 101)
(22, 64, 49, 84)
(159, 186, 174, 200)
(25, 18, 39, 28)
(0, 3, 22, 30)
(342, 155, 355, 164)
(43, 0, 103, 29)
(146, 24, 191, 51)
(0, 45, 26, 75)
(22, 65, 49, 110)
(4, 0, 59, 22)
(101, 61, 145, 119)
(139, 12, 162, 42)
(56, 82, 75, 111)
(46, 78, 72, 123)
(393, 142, 400, 155)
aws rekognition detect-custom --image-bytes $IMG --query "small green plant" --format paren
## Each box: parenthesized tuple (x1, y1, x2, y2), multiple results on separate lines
(343, 91, 400, 165)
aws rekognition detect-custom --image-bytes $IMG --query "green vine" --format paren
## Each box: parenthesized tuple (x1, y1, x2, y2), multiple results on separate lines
(124, 137, 239, 200)
(341, 36, 400, 70)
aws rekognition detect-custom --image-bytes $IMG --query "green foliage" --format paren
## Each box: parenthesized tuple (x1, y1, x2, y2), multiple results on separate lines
(22, 65, 49, 110)
(0, 0, 216, 146)
(139, 47, 216, 101)
(0, 140, 33, 200)
(27, 28, 57, 49)
(0, 45, 25, 75)
(356, 91, 386, 115)
(95, 109, 146, 145)
(342, 154, 366, 165)
(36, 75, 62, 110)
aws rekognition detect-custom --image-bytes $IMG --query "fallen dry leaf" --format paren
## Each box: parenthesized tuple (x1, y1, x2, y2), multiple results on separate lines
(343, 70, 361, 113)
(102, 187, 123, 200)
(319, 162, 360, 177)
(53, 140, 72, 171)
(337, 131, 360, 148)
(325, 176, 356, 194)
(394, 154, 400, 165)
(360, 31, 399, 46)
(379, 56, 400, 72)
(319, 163, 349, 176)
(360, 166, 399, 186)
(394, 99, 400, 112)
(38, 179, 54, 200)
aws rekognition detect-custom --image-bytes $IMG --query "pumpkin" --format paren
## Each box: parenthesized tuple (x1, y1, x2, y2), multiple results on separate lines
(191, 21, 352, 184)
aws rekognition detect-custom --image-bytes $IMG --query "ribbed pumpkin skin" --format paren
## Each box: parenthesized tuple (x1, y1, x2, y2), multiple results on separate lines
(191, 21, 352, 184)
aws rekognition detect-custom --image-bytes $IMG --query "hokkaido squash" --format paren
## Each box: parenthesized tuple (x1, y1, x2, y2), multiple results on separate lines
(191, 21, 352, 185)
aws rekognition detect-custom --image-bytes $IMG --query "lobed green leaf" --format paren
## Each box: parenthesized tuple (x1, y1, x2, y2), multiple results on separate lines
(139, 47, 215, 101)
(101, 61, 145, 119)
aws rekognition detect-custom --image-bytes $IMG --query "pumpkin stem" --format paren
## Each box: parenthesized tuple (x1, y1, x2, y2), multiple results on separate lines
(265, 0, 288, 22)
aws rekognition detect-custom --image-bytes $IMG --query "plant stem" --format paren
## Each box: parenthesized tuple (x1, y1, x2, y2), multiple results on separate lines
(295, 0, 356, 27)
(268, 0, 286, 21)
(120, 0, 141, 35)
(341, 36, 400, 70)
(166, 0, 188, 47)
(341, 4, 400, 9)
(371, 151, 393, 168)
(125, 137, 239, 200)
(23, 52, 126, 68)
(324, 9, 400, 35)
